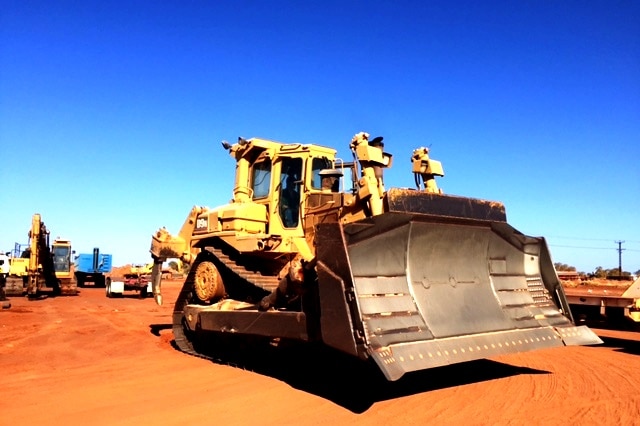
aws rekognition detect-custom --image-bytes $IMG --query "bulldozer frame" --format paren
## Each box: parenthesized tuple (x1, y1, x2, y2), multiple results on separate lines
(149, 132, 601, 381)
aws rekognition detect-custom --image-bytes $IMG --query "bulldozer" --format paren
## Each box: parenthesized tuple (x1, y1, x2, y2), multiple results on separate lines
(4, 214, 77, 298)
(150, 132, 602, 381)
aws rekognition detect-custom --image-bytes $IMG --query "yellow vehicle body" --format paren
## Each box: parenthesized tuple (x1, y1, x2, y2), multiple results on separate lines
(131, 263, 153, 276)
(8, 257, 29, 277)
(131, 261, 177, 279)
(51, 238, 76, 294)
(4, 214, 77, 297)
(150, 132, 601, 381)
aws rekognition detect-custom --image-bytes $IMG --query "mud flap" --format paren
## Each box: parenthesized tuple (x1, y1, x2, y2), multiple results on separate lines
(316, 208, 602, 381)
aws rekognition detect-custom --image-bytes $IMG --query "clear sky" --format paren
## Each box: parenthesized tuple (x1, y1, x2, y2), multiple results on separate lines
(1, 1, 638, 274)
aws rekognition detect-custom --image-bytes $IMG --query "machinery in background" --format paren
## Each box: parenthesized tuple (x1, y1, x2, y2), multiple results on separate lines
(4, 244, 32, 295)
(106, 273, 152, 299)
(103, 259, 183, 299)
(0, 253, 10, 308)
(130, 262, 153, 276)
(0, 253, 9, 279)
(131, 261, 179, 279)
(564, 277, 640, 326)
(75, 248, 113, 287)
(4, 214, 77, 298)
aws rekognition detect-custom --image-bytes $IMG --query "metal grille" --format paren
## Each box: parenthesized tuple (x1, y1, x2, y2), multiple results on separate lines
(526, 276, 553, 305)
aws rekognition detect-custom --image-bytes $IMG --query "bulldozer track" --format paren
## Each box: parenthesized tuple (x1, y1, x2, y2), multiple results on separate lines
(171, 269, 206, 359)
(205, 245, 280, 291)
(171, 243, 280, 362)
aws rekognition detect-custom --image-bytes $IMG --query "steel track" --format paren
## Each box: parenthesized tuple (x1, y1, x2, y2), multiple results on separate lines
(171, 244, 280, 361)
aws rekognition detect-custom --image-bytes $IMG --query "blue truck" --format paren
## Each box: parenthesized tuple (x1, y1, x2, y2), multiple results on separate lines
(74, 248, 112, 288)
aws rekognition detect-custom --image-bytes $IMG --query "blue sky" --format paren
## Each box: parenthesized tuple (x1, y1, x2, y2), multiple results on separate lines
(1, 1, 638, 273)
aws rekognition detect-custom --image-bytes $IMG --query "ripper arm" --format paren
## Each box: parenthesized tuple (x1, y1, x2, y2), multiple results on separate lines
(150, 205, 204, 305)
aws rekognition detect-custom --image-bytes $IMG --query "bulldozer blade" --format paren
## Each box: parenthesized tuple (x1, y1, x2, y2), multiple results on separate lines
(315, 193, 602, 381)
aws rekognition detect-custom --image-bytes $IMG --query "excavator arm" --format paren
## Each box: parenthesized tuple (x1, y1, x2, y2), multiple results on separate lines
(27, 214, 44, 296)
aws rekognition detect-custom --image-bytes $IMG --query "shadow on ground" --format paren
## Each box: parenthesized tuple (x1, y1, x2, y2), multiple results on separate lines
(598, 336, 640, 357)
(149, 323, 172, 336)
(148, 325, 547, 413)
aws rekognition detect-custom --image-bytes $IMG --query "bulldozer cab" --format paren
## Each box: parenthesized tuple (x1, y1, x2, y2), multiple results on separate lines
(241, 139, 341, 239)
(274, 156, 347, 230)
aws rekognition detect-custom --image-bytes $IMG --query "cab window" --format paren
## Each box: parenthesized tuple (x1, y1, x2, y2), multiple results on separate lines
(311, 157, 332, 190)
(279, 158, 303, 228)
(52, 246, 71, 273)
(251, 160, 272, 199)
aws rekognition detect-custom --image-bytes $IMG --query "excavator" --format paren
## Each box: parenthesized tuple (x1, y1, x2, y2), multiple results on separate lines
(4, 214, 77, 298)
(149, 132, 602, 381)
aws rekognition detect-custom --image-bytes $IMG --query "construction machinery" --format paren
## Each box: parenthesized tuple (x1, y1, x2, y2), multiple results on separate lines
(130, 262, 153, 276)
(0, 253, 9, 279)
(149, 132, 602, 381)
(105, 262, 151, 298)
(104, 261, 179, 299)
(0, 253, 10, 308)
(132, 261, 177, 279)
(75, 248, 113, 287)
(5, 214, 77, 298)
(4, 244, 30, 293)
(106, 273, 152, 298)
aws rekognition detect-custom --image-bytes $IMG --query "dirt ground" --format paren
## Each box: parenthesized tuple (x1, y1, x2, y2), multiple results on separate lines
(2, 280, 639, 426)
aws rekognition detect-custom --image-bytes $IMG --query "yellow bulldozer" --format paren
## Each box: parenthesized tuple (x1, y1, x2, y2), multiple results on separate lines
(150, 132, 601, 381)
(4, 214, 77, 298)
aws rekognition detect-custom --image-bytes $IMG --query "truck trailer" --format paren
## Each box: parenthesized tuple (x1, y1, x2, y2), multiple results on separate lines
(75, 248, 113, 288)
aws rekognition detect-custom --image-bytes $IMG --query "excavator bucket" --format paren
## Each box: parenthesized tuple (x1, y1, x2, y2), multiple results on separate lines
(315, 189, 602, 381)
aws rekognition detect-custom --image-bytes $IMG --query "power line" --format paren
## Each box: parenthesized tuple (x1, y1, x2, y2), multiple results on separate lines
(549, 244, 617, 250)
(548, 244, 640, 252)
(547, 235, 613, 242)
(547, 235, 640, 244)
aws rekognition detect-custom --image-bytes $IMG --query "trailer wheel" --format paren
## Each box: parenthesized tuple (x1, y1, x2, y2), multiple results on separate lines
(106, 280, 113, 298)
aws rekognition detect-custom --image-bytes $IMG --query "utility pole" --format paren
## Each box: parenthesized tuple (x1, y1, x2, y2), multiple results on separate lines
(615, 240, 625, 278)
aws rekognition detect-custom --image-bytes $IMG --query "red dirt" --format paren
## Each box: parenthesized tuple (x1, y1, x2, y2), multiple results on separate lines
(108, 264, 134, 277)
(562, 279, 635, 298)
(2, 280, 639, 425)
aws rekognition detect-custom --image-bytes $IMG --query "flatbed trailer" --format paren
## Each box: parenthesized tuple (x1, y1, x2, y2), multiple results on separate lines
(563, 278, 640, 326)
(106, 274, 152, 298)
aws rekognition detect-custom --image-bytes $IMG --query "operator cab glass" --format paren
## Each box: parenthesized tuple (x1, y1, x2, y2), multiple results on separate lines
(251, 160, 272, 199)
(311, 158, 330, 189)
(279, 158, 303, 228)
(52, 245, 71, 273)
(311, 157, 343, 192)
